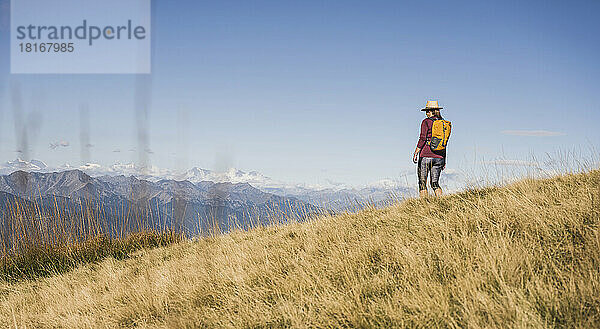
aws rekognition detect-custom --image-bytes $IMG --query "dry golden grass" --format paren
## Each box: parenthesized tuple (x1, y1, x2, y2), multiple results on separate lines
(1, 170, 599, 328)
(0, 194, 183, 282)
(0, 231, 182, 282)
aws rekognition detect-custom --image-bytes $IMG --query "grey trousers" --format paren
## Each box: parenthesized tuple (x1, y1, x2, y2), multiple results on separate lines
(418, 157, 445, 190)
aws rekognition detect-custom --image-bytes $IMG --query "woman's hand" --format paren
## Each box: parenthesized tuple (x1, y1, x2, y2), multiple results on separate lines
(413, 148, 420, 164)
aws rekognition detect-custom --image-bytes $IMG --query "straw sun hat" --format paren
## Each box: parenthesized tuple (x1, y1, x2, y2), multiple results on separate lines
(421, 100, 443, 111)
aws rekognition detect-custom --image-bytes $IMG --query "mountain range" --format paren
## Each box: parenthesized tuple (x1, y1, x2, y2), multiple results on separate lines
(0, 159, 419, 210)
(0, 169, 320, 238)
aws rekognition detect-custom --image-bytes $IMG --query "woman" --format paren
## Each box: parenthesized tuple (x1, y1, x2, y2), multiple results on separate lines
(412, 100, 446, 198)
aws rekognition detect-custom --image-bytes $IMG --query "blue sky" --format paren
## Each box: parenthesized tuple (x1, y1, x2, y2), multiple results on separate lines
(0, 0, 599, 186)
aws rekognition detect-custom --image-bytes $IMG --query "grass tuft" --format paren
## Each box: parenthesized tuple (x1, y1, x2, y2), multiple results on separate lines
(0, 231, 183, 282)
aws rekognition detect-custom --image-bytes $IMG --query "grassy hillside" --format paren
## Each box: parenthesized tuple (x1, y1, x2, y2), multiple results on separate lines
(1, 170, 599, 328)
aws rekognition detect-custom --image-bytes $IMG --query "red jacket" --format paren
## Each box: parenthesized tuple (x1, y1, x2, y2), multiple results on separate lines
(416, 117, 446, 159)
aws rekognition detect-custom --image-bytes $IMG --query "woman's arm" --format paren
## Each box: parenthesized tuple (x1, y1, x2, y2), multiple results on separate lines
(413, 120, 428, 163)
(417, 119, 428, 149)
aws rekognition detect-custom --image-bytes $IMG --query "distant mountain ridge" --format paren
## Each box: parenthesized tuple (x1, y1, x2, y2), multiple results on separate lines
(0, 170, 319, 235)
(0, 159, 418, 210)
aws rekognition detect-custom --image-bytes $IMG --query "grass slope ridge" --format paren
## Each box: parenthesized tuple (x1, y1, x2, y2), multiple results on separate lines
(1, 170, 599, 328)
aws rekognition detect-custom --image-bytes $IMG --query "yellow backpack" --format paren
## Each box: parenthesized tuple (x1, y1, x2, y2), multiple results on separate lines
(428, 117, 452, 151)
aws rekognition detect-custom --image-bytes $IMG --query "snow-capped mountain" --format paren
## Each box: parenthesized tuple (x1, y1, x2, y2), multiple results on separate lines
(0, 159, 355, 191)
(0, 159, 443, 210)
(0, 159, 50, 173)
(0, 169, 319, 236)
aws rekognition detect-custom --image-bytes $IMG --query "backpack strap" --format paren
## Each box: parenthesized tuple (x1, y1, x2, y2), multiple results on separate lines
(425, 118, 435, 143)
(425, 116, 441, 144)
